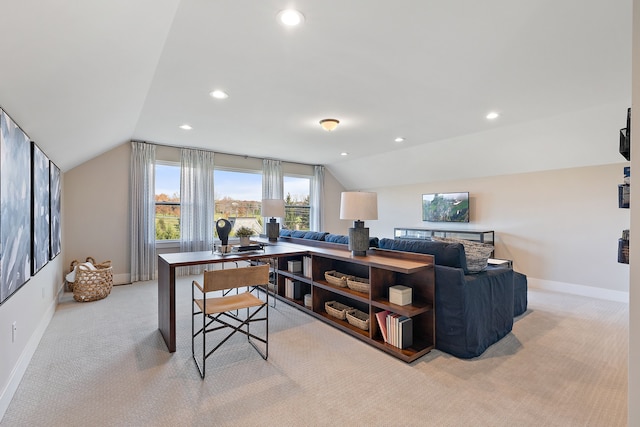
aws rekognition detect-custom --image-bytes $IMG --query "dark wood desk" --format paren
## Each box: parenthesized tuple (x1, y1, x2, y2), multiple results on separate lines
(158, 244, 307, 352)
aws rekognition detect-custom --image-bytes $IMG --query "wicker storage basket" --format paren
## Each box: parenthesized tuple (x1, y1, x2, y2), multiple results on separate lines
(346, 276, 370, 293)
(325, 301, 352, 320)
(69, 257, 113, 302)
(346, 309, 370, 331)
(324, 270, 353, 288)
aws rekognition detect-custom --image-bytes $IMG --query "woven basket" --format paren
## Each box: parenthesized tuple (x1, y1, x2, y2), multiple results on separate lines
(325, 301, 352, 320)
(346, 276, 370, 293)
(324, 270, 352, 288)
(69, 257, 113, 302)
(346, 309, 370, 331)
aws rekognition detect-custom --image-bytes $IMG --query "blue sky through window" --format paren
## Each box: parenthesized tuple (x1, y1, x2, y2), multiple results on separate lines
(155, 164, 309, 201)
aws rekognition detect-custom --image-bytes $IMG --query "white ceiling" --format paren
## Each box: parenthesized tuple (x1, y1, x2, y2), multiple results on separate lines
(0, 0, 632, 189)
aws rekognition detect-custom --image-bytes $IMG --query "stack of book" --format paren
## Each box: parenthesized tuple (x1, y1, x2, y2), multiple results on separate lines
(375, 310, 412, 349)
(302, 256, 312, 278)
(284, 278, 308, 300)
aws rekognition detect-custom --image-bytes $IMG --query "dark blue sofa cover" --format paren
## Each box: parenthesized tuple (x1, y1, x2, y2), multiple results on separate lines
(378, 238, 515, 359)
(279, 230, 380, 248)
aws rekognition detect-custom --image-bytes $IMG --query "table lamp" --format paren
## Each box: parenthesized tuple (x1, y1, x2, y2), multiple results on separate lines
(340, 191, 378, 256)
(262, 199, 285, 241)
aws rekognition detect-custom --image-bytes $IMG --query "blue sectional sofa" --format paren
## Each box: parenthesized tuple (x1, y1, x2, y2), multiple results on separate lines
(378, 238, 521, 358)
(278, 230, 527, 358)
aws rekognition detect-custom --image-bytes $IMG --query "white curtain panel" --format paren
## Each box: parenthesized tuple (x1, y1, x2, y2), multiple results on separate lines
(310, 165, 325, 231)
(180, 148, 215, 275)
(262, 159, 283, 228)
(130, 141, 156, 282)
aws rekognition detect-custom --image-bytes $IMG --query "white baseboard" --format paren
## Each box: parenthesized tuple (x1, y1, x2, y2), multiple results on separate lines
(113, 273, 131, 286)
(0, 286, 59, 421)
(528, 277, 629, 303)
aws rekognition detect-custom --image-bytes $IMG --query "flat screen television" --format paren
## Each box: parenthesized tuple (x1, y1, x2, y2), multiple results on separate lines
(422, 192, 469, 223)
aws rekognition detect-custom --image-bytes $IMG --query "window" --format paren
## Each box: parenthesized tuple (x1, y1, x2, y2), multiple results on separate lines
(214, 169, 263, 235)
(155, 163, 181, 240)
(283, 175, 310, 231)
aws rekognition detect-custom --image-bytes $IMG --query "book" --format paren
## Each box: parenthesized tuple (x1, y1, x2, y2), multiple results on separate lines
(288, 260, 302, 273)
(303, 256, 312, 278)
(398, 316, 413, 349)
(375, 310, 390, 343)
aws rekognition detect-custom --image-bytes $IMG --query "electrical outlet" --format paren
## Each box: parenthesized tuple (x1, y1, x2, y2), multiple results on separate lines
(12, 321, 16, 343)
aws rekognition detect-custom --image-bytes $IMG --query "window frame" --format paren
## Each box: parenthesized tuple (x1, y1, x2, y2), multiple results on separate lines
(283, 173, 311, 232)
(155, 161, 181, 243)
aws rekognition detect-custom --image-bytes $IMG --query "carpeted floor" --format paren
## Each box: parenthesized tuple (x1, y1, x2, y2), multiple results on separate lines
(0, 276, 628, 426)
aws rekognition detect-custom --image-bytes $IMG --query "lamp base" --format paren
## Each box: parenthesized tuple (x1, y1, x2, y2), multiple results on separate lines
(266, 218, 280, 242)
(348, 220, 369, 256)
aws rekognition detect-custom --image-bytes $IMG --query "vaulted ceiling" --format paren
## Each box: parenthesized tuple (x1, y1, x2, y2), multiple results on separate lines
(0, 1, 632, 189)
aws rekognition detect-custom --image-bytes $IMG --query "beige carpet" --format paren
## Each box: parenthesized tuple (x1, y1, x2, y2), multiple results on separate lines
(0, 277, 628, 426)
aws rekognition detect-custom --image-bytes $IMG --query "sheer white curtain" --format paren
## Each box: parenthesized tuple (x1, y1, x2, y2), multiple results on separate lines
(130, 141, 156, 282)
(180, 148, 215, 275)
(310, 165, 325, 231)
(262, 159, 283, 228)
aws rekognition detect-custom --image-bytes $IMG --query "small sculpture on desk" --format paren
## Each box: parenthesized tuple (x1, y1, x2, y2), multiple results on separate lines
(216, 219, 232, 253)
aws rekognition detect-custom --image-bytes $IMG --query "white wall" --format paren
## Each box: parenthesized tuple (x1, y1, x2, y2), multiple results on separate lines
(0, 237, 64, 419)
(628, 0, 639, 422)
(63, 143, 131, 284)
(367, 163, 629, 298)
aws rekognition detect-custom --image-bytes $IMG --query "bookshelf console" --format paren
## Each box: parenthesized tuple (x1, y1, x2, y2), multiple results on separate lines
(274, 245, 435, 362)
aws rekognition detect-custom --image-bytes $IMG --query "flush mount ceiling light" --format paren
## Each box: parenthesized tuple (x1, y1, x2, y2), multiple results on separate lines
(210, 90, 229, 99)
(394, 137, 405, 143)
(278, 9, 305, 26)
(486, 111, 500, 120)
(179, 124, 193, 130)
(340, 152, 348, 156)
(319, 118, 340, 131)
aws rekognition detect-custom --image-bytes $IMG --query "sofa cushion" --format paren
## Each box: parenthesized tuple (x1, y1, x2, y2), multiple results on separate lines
(279, 229, 292, 237)
(303, 231, 328, 240)
(325, 233, 349, 244)
(433, 237, 493, 273)
(378, 238, 468, 273)
(291, 230, 308, 238)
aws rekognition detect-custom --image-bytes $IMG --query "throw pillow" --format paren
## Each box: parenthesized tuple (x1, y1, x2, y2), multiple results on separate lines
(432, 237, 493, 273)
(304, 231, 328, 240)
(325, 234, 349, 244)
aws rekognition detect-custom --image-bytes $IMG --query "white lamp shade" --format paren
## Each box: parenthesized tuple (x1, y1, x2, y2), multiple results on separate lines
(262, 199, 285, 217)
(340, 192, 378, 220)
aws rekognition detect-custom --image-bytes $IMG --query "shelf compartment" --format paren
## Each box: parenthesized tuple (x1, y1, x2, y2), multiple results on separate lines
(315, 310, 370, 339)
(313, 279, 370, 304)
(371, 298, 432, 317)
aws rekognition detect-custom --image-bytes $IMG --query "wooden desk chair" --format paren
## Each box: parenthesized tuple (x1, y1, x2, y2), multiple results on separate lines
(192, 264, 270, 379)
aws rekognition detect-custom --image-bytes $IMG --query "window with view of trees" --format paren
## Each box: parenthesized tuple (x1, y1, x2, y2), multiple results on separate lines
(155, 163, 181, 240)
(154, 165, 312, 241)
(214, 169, 263, 236)
(283, 175, 310, 231)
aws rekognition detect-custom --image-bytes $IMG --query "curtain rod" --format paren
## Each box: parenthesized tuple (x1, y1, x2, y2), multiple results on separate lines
(131, 139, 322, 168)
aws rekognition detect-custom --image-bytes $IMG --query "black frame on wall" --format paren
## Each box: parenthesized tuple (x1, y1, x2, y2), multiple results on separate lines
(0, 108, 32, 305)
(31, 141, 50, 275)
(49, 160, 61, 260)
(0, 106, 61, 306)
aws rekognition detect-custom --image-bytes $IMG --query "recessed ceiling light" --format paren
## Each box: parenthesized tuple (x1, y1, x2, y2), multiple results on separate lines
(340, 152, 348, 156)
(179, 124, 192, 130)
(278, 9, 304, 26)
(486, 112, 500, 120)
(394, 137, 405, 143)
(210, 90, 229, 99)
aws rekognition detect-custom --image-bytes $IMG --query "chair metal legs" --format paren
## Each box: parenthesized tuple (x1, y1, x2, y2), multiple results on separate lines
(192, 284, 268, 379)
